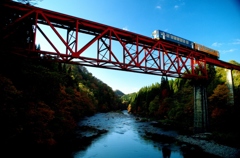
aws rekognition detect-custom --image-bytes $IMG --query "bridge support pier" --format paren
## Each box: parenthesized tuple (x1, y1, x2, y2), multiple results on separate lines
(193, 83, 208, 133)
(226, 69, 234, 105)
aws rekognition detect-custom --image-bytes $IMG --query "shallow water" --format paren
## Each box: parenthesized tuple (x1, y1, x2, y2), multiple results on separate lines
(74, 130, 182, 158)
(73, 111, 184, 158)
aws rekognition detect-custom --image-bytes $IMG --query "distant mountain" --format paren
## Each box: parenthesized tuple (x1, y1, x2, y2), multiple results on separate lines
(121, 92, 136, 102)
(114, 89, 125, 97)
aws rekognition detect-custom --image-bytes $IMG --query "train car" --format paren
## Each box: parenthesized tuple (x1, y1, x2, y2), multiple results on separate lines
(194, 42, 219, 59)
(152, 30, 194, 49)
(152, 30, 220, 59)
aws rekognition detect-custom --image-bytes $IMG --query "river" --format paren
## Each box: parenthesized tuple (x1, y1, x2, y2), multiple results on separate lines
(72, 110, 218, 158)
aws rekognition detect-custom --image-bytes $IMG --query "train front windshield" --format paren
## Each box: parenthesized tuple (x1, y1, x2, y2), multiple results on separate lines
(152, 30, 159, 39)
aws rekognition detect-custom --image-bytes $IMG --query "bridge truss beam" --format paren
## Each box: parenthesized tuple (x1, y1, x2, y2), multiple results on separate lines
(3, 1, 208, 79)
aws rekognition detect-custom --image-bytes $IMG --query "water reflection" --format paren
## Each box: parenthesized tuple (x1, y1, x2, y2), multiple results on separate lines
(74, 130, 182, 158)
(162, 144, 171, 158)
(73, 111, 183, 158)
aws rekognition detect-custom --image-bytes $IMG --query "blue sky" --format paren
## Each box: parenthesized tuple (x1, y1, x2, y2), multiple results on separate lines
(34, 0, 240, 94)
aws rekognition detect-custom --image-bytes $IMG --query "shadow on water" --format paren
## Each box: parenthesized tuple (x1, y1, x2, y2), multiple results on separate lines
(143, 129, 221, 158)
(73, 125, 108, 151)
(162, 144, 171, 158)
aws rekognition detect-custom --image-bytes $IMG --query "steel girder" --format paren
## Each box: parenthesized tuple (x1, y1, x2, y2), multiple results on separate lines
(2, 1, 212, 79)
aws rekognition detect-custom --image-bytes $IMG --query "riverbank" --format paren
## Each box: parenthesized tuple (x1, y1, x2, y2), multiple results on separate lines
(134, 112, 240, 158)
(139, 118, 240, 158)
(176, 134, 240, 158)
(75, 111, 240, 158)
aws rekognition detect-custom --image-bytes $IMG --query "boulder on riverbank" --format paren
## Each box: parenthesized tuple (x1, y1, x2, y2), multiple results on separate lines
(176, 134, 240, 158)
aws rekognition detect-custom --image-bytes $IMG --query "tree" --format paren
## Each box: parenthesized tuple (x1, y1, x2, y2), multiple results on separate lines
(148, 95, 160, 116)
(208, 84, 234, 131)
(208, 84, 232, 108)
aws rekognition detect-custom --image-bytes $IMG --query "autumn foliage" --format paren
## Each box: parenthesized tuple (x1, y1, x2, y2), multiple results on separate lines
(0, 53, 124, 157)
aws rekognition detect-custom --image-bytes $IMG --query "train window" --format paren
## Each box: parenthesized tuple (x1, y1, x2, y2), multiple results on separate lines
(171, 35, 173, 39)
(183, 39, 185, 43)
(174, 36, 176, 40)
(186, 41, 189, 44)
(166, 34, 170, 38)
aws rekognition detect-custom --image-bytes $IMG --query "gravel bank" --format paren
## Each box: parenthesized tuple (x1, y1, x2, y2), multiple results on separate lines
(176, 135, 240, 158)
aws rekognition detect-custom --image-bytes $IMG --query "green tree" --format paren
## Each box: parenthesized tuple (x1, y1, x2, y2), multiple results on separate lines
(148, 95, 160, 116)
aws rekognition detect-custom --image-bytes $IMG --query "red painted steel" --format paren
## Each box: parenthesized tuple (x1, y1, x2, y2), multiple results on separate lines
(206, 57, 240, 71)
(2, 1, 240, 79)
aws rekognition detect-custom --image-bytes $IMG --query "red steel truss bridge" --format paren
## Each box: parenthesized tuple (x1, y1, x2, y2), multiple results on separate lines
(2, 1, 240, 79)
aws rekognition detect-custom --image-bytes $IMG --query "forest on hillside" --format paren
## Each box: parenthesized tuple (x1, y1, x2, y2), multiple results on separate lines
(0, 53, 125, 157)
(122, 62, 240, 148)
(1, 1, 126, 156)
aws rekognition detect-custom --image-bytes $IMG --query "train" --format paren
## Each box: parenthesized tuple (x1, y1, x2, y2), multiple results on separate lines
(152, 30, 219, 59)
